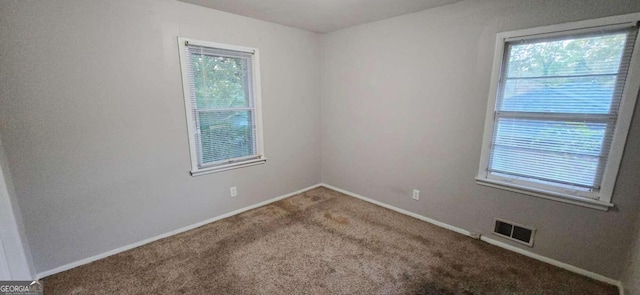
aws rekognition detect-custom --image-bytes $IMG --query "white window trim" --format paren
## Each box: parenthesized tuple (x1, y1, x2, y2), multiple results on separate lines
(476, 13, 640, 211)
(177, 37, 266, 176)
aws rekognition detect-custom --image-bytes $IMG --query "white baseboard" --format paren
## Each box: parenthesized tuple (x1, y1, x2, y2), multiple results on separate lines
(319, 183, 623, 293)
(36, 182, 623, 294)
(618, 281, 626, 295)
(320, 184, 472, 237)
(480, 237, 619, 286)
(37, 183, 322, 279)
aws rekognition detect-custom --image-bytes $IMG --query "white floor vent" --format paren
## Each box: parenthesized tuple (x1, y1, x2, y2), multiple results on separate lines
(493, 218, 536, 247)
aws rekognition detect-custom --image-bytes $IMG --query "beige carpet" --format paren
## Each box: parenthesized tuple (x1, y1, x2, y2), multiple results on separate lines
(44, 187, 617, 294)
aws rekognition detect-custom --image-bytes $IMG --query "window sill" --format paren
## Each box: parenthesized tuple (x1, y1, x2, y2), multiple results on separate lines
(191, 158, 266, 176)
(475, 178, 614, 211)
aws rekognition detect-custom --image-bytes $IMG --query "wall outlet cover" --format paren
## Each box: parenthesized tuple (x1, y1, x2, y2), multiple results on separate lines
(230, 187, 238, 197)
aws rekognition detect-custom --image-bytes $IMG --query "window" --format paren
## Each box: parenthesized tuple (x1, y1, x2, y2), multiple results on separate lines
(178, 38, 265, 175)
(477, 15, 640, 210)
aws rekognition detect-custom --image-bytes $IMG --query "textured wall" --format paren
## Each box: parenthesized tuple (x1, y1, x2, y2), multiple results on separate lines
(320, 0, 640, 279)
(0, 0, 321, 274)
(622, 215, 640, 294)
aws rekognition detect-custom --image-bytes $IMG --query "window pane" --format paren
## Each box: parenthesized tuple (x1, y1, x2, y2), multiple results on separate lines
(490, 145, 599, 188)
(198, 110, 255, 164)
(192, 54, 250, 109)
(500, 76, 616, 113)
(490, 118, 607, 188)
(493, 118, 606, 156)
(506, 33, 627, 78)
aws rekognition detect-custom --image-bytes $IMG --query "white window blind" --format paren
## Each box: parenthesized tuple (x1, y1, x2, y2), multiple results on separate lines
(477, 15, 640, 209)
(178, 39, 265, 175)
(490, 28, 637, 190)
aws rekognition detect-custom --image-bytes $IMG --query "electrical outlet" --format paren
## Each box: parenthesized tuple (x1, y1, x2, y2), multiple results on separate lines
(412, 189, 420, 200)
(230, 187, 237, 197)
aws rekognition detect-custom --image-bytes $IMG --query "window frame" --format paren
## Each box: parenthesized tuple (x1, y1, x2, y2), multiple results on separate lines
(177, 37, 266, 176)
(476, 13, 640, 211)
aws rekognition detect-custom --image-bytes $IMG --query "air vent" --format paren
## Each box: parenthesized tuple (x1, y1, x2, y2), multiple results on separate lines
(493, 218, 536, 247)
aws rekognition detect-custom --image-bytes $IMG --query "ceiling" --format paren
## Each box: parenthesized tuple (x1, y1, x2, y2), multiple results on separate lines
(178, 0, 463, 33)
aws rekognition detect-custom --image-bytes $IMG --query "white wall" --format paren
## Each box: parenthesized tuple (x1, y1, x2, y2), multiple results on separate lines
(320, 0, 640, 279)
(623, 215, 640, 294)
(0, 135, 34, 279)
(0, 0, 321, 274)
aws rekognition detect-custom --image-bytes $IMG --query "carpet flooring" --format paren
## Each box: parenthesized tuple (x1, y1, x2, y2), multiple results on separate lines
(44, 187, 617, 294)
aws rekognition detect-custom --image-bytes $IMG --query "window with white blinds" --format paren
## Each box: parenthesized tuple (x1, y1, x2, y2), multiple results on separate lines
(178, 38, 265, 175)
(477, 15, 640, 210)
